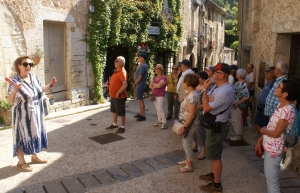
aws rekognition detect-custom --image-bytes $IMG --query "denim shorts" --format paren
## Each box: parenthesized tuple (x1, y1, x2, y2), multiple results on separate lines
(136, 88, 144, 100)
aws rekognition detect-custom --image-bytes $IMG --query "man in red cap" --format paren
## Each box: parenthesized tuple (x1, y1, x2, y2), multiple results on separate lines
(199, 63, 234, 193)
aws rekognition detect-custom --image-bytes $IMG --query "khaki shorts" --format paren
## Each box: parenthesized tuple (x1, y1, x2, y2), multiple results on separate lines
(205, 122, 229, 160)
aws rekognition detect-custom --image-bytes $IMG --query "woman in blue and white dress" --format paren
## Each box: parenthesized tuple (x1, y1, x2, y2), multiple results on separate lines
(6, 56, 57, 172)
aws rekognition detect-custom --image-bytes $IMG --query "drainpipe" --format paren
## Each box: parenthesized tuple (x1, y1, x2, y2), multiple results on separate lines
(84, 1, 91, 105)
(238, 0, 243, 68)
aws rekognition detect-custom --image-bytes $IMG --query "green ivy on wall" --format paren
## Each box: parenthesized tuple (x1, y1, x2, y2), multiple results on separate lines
(88, 0, 183, 103)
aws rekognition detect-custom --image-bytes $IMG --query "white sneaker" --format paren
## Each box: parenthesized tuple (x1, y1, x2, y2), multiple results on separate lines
(230, 135, 242, 141)
(153, 122, 162, 127)
(160, 124, 167, 129)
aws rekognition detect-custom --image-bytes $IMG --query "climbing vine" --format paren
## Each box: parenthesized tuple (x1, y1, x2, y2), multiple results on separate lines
(88, 0, 183, 103)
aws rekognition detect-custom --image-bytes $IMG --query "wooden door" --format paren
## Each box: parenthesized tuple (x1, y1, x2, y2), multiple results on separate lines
(289, 35, 300, 80)
(289, 35, 300, 109)
(44, 22, 66, 92)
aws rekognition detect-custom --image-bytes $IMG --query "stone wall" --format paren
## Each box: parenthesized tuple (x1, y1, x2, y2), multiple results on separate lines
(0, 0, 93, 108)
(239, 0, 300, 172)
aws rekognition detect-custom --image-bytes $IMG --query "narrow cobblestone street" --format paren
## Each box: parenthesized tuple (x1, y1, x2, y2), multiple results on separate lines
(1, 98, 300, 193)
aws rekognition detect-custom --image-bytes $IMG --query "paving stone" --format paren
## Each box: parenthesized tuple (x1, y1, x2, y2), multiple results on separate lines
(281, 187, 300, 193)
(44, 180, 67, 193)
(172, 149, 186, 159)
(240, 149, 256, 156)
(77, 172, 102, 189)
(92, 169, 117, 185)
(106, 167, 131, 182)
(119, 163, 145, 178)
(154, 154, 177, 166)
(61, 176, 86, 193)
(163, 152, 182, 163)
(245, 155, 262, 161)
(280, 170, 300, 179)
(6, 189, 24, 193)
(131, 159, 156, 174)
(280, 178, 300, 187)
(143, 157, 166, 170)
(23, 184, 45, 193)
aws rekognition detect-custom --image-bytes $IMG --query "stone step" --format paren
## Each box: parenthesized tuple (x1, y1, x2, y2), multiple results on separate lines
(9, 150, 184, 193)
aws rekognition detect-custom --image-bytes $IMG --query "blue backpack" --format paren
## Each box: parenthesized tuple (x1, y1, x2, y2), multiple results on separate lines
(285, 105, 300, 148)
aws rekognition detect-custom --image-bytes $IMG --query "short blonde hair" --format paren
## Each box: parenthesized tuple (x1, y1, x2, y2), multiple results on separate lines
(13, 56, 32, 74)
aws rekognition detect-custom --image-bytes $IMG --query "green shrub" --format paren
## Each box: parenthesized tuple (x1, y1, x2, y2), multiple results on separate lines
(0, 100, 11, 112)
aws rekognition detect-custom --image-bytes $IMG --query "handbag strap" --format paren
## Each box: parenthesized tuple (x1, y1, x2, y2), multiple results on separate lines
(207, 84, 231, 116)
(215, 103, 231, 116)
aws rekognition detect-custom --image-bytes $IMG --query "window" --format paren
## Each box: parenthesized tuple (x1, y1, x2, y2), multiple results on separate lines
(164, 52, 175, 75)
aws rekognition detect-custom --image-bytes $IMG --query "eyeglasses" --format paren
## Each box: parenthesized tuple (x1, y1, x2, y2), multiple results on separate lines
(276, 85, 283, 89)
(172, 68, 178, 70)
(21, 62, 34, 67)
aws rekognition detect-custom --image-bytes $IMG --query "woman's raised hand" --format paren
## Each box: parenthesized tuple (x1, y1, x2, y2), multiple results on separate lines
(49, 77, 57, 88)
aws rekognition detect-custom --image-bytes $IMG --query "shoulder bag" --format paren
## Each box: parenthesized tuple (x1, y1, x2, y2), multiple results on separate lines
(200, 104, 231, 129)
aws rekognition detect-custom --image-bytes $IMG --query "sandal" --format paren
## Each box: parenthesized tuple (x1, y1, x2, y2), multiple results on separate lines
(178, 165, 193, 173)
(17, 162, 33, 172)
(31, 157, 48, 164)
(177, 160, 187, 165)
(196, 153, 206, 160)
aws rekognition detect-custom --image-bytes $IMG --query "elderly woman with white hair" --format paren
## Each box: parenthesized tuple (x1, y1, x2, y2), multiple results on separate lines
(230, 69, 250, 141)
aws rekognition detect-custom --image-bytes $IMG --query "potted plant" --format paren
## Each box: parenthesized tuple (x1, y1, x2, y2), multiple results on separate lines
(31, 47, 44, 65)
(0, 99, 12, 125)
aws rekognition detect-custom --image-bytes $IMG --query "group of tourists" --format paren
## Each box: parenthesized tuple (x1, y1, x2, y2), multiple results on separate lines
(5, 53, 299, 193)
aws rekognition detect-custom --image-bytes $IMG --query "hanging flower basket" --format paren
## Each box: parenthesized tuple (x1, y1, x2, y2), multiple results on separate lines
(32, 57, 42, 65)
(31, 47, 44, 65)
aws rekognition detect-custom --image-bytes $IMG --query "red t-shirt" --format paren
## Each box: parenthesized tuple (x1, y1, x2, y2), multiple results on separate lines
(109, 68, 127, 98)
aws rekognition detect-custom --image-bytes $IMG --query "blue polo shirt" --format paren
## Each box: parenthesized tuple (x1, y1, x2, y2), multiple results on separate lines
(257, 79, 275, 105)
(207, 82, 234, 122)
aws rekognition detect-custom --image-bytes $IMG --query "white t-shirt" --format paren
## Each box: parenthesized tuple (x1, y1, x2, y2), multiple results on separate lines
(246, 72, 255, 90)
(228, 74, 234, 85)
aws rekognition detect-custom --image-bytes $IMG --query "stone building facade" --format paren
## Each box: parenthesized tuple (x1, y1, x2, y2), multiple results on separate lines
(176, 0, 227, 69)
(0, 0, 92, 113)
(201, 0, 228, 67)
(238, 0, 300, 172)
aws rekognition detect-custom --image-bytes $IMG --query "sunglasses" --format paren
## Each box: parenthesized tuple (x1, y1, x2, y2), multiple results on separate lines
(172, 68, 178, 70)
(21, 62, 34, 67)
